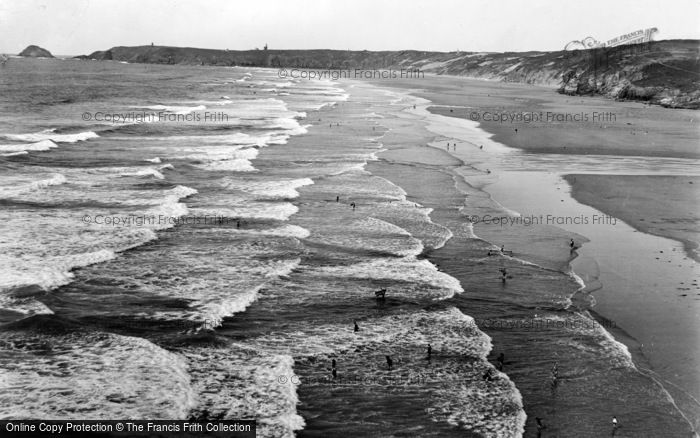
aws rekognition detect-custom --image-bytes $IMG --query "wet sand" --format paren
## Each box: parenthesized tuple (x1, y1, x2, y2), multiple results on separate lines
(376, 74, 700, 263)
(359, 75, 699, 434)
(566, 174, 700, 262)
(417, 77, 699, 159)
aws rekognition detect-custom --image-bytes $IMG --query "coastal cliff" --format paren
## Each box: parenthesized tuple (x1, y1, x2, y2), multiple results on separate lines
(77, 40, 700, 108)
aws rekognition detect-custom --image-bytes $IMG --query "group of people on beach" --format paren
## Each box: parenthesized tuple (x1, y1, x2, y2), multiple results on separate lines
(329, 160, 610, 436)
(345, 311, 622, 435)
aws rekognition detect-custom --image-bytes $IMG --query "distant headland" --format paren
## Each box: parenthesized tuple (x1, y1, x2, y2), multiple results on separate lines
(19, 45, 54, 58)
(73, 40, 700, 109)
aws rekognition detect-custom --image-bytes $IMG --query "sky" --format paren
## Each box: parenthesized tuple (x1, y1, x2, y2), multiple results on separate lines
(1, 0, 699, 55)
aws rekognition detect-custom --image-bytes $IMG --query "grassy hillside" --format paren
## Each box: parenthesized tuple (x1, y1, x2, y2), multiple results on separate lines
(76, 40, 700, 108)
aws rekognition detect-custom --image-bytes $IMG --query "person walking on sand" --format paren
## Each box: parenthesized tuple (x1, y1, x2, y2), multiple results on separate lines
(427, 344, 432, 360)
(569, 238, 575, 250)
(386, 355, 393, 370)
(611, 416, 618, 436)
(336, 195, 339, 202)
(350, 202, 356, 211)
(500, 268, 507, 283)
(354, 320, 359, 332)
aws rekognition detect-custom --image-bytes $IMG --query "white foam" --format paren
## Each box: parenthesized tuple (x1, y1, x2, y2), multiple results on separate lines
(85, 165, 169, 180)
(569, 270, 586, 291)
(185, 258, 300, 326)
(146, 257, 301, 327)
(143, 104, 206, 115)
(145, 157, 162, 163)
(30, 174, 67, 190)
(2, 130, 98, 143)
(0, 183, 196, 300)
(167, 185, 199, 199)
(568, 313, 635, 369)
(119, 132, 284, 146)
(0, 139, 58, 153)
(193, 202, 298, 221)
(461, 221, 478, 239)
(0, 294, 54, 318)
(176, 146, 259, 162)
(307, 216, 424, 258)
(0, 151, 28, 156)
(196, 158, 257, 172)
(0, 332, 196, 419)
(0, 249, 117, 294)
(353, 217, 412, 237)
(0, 173, 67, 198)
(224, 178, 314, 199)
(119, 168, 165, 179)
(184, 348, 303, 437)
(307, 257, 463, 296)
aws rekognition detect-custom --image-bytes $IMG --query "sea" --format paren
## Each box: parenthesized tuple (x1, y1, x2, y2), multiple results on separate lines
(0, 58, 694, 437)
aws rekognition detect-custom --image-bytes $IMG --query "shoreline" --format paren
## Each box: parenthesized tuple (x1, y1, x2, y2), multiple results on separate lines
(564, 174, 700, 262)
(356, 78, 698, 435)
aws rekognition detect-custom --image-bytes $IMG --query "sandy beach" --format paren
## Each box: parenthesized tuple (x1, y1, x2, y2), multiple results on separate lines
(357, 75, 700, 434)
(566, 174, 700, 262)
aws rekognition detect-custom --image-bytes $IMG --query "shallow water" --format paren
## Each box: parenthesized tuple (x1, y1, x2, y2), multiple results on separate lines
(1, 59, 695, 437)
(421, 99, 700, 429)
(0, 60, 524, 437)
(356, 83, 696, 437)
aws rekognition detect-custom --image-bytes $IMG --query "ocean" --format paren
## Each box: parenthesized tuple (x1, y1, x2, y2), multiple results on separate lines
(0, 58, 694, 437)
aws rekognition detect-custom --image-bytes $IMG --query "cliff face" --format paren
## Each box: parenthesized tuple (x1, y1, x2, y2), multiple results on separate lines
(554, 41, 700, 109)
(19, 45, 54, 58)
(77, 40, 700, 109)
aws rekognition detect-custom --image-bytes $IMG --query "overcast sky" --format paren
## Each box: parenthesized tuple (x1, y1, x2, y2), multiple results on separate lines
(1, 0, 698, 55)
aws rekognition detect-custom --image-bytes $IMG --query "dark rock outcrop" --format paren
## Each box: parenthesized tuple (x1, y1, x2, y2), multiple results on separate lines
(19, 45, 54, 58)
